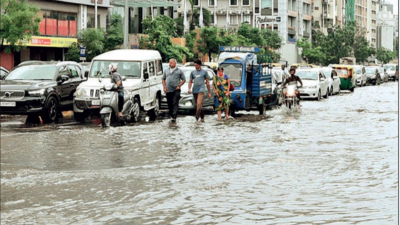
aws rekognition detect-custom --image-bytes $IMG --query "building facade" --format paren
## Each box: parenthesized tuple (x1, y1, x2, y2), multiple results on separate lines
(376, 6, 396, 51)
(1, 0, 111, 69)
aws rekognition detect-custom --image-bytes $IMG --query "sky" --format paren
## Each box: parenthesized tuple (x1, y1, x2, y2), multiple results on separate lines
(384, 0, 398, 15)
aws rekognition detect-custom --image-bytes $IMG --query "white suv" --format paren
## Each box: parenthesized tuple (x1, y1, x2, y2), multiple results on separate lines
(73, 49, 163, 122)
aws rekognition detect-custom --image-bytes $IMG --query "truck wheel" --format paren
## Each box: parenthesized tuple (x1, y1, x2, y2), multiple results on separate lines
(258, 104, 266, 115)
(148, 96, 160, 120)
(40, 96, 59, 124)
(131, 97, 141, 122)
(74, 112, 86, 123)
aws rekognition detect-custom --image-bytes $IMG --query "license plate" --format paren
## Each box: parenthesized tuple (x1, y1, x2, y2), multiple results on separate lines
(1, 102, 16, 107)
(91, 100, 100, 105)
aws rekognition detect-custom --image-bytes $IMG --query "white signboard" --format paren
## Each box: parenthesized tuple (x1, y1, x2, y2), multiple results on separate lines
(80, 5, 87, 30)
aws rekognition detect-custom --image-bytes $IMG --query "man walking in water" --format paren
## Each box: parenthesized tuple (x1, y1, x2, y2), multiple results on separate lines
(162, 59, 186, 124)
(188, 59, 211, 123)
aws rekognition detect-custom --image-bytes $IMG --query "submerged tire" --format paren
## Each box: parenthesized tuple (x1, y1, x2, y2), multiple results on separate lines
(101, 113, 112, 127)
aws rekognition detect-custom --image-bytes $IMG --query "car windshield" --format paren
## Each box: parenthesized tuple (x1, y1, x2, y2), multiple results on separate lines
(5, 65, 56, 80)
(219, 63, 242, 87)
(89, 61, 141, 78)
(335, 69, 349, 76)
(321, 69, 331, 78)
(366, 68, 376, 74)
(296, 71, 318, 80)
(384, 65, 396, 70)
(378, 68, 384, 73)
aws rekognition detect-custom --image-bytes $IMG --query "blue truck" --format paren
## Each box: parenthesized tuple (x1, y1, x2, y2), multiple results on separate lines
(218, 46, 273, 116)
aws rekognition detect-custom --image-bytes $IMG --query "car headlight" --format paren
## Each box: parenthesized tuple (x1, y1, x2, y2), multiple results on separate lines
(76, 87, 88, 97)
(28, 89, 46, 97)
(184, 101, 193, 106)
(307, 86, 317, 89)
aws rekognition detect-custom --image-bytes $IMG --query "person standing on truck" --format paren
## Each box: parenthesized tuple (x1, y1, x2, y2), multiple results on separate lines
(282, 68, 303, 103)
(109, 63, 124, 117)
(188, 59, 212, 123)
(162, 58, 186, 124)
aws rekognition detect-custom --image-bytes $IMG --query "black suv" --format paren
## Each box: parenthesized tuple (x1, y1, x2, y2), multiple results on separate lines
(0, 61, 86, 123)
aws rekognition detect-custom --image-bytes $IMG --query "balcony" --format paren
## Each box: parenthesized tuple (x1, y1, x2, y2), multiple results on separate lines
(288, 27, 296, 35)
(303, 15, 312, 21)
(288, 10, 298, 17)
(303, 31, 311, 37)
(288, 38, 296, 43)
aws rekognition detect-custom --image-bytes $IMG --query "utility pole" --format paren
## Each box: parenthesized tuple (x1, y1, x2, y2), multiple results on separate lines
(95, 0, 98, 28)
(124, 0, 129, 49)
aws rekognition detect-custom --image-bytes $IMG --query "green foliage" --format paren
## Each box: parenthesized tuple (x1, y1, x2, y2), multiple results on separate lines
(65, 42, 81, 62)
(237, 23, 265, 46)
(261, 28, 283, 50)
(197, 27, 235, 61)
(184, 30, 197, 61)
(174, 17, 184, 37)
(65, 28, 105, 62)
(376, 47, 395, 64)
(140, 15, 191, 62)
(296, 38, 325, 64)
(0, 0, 41, 53)
(192, 8, 212, 28)
(103, 14, 123, 51)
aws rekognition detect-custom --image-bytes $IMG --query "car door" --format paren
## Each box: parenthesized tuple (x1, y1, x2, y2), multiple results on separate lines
(332, 70, 340, 92)
(58, 66, 74, 104)
(68, 65, 83, 98)
(319, 72, 327, 95)
(141, 61, 151, 104)
(204, 70, 215, 106)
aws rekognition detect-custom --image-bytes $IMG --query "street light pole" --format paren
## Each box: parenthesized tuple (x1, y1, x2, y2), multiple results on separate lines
(124, 0, 129, 49)
(95, 0, 98, 29)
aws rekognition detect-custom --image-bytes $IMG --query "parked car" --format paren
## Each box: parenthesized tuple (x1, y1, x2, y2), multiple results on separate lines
(0, 61, 86, 123)
(352, 65, 367, 86)
(321, 67, 341, 95)
(365, 66, 381, 85)
(296, 68, 330, 100)
(383, 64, 397, 81)
(160, 66, 216, 112)
(0, 66, 9, 80)
(73, 49, 163, 122)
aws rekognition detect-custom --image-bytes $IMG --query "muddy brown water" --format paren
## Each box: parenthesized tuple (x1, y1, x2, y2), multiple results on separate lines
(1, 82, 398, 224)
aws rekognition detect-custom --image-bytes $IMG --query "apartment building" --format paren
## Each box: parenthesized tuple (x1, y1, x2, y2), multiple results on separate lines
(312, 0, 339, 35)
(376, 6, 396, 51)
(1, 0, 111, 69)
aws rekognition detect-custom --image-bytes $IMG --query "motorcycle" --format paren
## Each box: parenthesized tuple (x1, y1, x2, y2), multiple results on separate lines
(284, 84, 299, 109)
(99, 83, 139, 127)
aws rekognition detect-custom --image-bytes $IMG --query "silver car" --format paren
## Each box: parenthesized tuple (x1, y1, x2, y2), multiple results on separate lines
(161, 66, 216, 112)
(353, 65, 368, 86)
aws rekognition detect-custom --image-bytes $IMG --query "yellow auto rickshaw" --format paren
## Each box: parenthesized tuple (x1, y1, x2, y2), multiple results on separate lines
(331, 65, 356, 92)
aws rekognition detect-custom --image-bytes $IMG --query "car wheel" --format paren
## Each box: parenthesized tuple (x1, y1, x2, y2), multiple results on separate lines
(329, 87, 333, 96)
(74, 111, 86, 123)
(40, 96, 59, 124)
(148, 96, 160, 120)
(317, 90, 321, 101)
(131, 97, 141, 122)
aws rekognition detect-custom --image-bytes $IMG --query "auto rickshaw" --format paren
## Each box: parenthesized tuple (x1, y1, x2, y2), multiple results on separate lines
(331, 65, 356, 92)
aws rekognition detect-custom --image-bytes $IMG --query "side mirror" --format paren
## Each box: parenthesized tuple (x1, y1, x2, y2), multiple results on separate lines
(59, 75, 70, 83)
(121, 76, 127, 81)
(144, 71, 149, 80)
(320, 77, 325, 81)
(84, 71, 89, 78)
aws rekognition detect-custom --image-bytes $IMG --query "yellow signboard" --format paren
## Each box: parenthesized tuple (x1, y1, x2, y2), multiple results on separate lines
(3, 36, 77, 48)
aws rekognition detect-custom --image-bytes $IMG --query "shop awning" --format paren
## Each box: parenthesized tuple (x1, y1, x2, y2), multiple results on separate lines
(111, 0, 179, 8)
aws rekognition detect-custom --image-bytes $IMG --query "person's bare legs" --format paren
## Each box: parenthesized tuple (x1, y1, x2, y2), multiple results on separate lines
(217, 111, 222, 120)
(225, 107, 229, 120)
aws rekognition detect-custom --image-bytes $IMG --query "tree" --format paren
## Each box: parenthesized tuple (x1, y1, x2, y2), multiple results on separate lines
(197, 27, 234, 61)
(296, 38, 325, 64)
(261, 28, 283, 50)
(65, 28, 105, 62)
(237, 23, 265, 46)
(140, 15, 192, 62)
(103, 14, 123, 51)
(376, 47, 395, 64)
(192, 8, 212, 28)
(184, 30, 198, 61)
(0, 0, 41, 53)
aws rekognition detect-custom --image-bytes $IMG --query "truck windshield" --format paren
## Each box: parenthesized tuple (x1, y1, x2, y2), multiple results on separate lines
(220, 63, 242, 87)
(89, 61, 141, 78)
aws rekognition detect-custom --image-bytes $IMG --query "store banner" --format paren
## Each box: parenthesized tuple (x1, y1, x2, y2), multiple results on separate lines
(3, 36, 77, 48)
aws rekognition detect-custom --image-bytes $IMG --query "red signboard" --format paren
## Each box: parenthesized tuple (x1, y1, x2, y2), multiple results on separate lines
(31, 38, 51, 45)
(69, 21, 77, 37)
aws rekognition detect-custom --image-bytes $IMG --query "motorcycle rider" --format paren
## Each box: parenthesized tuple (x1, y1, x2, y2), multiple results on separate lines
(282, 68, 303, 103)
(109, 63, 124, 117)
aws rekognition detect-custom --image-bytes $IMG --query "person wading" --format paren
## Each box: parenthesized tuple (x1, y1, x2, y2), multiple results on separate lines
(109, 63, 124, 117)
(162, 59, 186, 124)
(212, 66, 231, 120)
(188, 59, 211, 123)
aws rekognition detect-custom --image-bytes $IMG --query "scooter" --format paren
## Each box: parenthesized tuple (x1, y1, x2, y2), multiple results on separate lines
(99, 83, 139, 127)
(284, 84, 299, 109)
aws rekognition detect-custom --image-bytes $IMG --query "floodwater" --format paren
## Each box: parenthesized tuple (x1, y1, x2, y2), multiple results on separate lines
(1, 82, 398, 224)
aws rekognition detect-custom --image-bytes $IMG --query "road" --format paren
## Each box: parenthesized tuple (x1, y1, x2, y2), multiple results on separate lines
(1, 82, 398, 224)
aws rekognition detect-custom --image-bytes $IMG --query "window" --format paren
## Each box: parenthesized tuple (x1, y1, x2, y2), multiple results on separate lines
(242, 0, 250, 6)
(59, 66, 71, 78)
(209, 0, 215, 6)
(211, 14, 215, 24)
(148, 61, 155, 76)
(230, 0, 238, 6)
(89, 61, 141, 78)
(220, 63, 242, 87)
(315, 7, 319, 10)
(156, 60, 163, 75)
(194, 0, 199, 6)
(243, 15, 251, 23)
(230, 15, 238, 24)
(68, 65, 79, 78)
(142, 62, 148, 78)
(87, 14, 100, 29)
(39, 10, 77, 37)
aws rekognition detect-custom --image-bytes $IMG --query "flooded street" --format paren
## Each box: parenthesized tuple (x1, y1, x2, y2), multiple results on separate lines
(1, 82, 398, 224)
